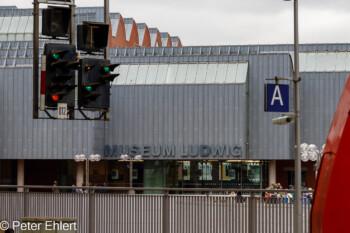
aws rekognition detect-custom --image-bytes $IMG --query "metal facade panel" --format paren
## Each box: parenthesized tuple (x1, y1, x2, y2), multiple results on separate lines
(248, 54, 294, 160)
(0, 67, 94, 159)
(300, 72, 349, 148)
(103, 84, 247, 160)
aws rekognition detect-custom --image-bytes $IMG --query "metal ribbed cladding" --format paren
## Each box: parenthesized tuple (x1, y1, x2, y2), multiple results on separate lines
(0, 67, 94, 159)
(0, 51, 347, 160)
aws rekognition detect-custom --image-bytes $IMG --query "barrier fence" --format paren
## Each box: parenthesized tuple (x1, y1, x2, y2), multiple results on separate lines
(0, 185, 312, 233)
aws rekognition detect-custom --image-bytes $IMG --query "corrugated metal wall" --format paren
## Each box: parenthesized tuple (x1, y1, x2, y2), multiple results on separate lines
(105, 53, 294, 160)
(247, 54, 294, 160)
(0, 67, 94, 159)
(103, 84, 247, 159)
(0, 48, 344, 160)
(300, 72, 349, 147)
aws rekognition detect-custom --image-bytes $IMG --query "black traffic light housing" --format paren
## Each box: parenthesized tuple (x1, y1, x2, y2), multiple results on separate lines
(77, 22, 109, 53)
(44, 43, 79, 108)
(78, 58, 119, 109)
(42, 6, 71, 38)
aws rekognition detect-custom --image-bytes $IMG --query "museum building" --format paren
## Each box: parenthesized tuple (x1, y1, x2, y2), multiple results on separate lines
(0, 6, 348, 192)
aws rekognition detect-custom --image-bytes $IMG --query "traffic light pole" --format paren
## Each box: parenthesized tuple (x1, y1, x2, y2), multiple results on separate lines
(70, 1, 75, 45)
(33, 0, 40, 119)
(69, 1, 76, 119)
(33, 0, 76, 119)
(104, 0, 109, 60)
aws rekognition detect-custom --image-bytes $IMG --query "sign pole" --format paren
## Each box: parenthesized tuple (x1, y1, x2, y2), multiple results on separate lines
(293, 0, 302, 233)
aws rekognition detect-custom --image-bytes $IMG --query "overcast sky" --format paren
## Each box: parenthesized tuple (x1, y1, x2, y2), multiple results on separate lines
(1, 0, 350, 46)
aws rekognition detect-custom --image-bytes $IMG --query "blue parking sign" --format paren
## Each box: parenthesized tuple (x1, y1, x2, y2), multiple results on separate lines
(264, 84, 289, 112)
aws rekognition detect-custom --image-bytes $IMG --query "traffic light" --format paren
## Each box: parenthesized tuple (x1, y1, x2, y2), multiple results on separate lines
(44, 43, 79, 108)
(42, 6, 71, 38)
(77, 22, 109, 53)
(78, 58, 119, 109)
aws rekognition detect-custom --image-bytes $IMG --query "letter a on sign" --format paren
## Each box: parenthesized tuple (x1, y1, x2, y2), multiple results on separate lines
(264, 84, 289, 112)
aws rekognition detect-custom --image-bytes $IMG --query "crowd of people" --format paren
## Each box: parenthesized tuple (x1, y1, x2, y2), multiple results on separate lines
(52, 181, 109, 194)
(264, 183, 313, 204)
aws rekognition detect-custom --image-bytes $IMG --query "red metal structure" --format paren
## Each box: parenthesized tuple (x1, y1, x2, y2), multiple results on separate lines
(311, 76, 350, 232)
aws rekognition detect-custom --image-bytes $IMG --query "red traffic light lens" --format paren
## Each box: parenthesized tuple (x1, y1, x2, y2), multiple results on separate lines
(51, 95, 59, 101)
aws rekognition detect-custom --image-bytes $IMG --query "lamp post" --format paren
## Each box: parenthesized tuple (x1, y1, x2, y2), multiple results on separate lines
(283, 0, 301, 232)
(74, 154, 101, 187)
(301, 143, 326, 176)
(120, 154, 143, 188)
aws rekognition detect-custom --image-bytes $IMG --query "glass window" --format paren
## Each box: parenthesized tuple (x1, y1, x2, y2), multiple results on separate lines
(288, 171, 306, 188)
(195, 64, 207, 83)
(216, 63, 228, 84)
(125, 65, 138, 84)
(205, 63, 218, 84)
(7, 34, 15, 41)
(17, 16, 28, 33)
(155, 64, 168, 84)
(185, 63, 198, 84)
(24, 34, 32, 41)
(221, 161, 241, 188)
(8, 17, 20, 33)
(305, 53, 317, 72)
(0, 35, 7, 41)
(110, 18, 119, 37)
(236, 63, 248, 83)
(175, 64, 188, 84)
(335, 52, 346, 71)
(326, 53, 337, 71)
(107, 161, 129, 187)
(198, 162, 213, 181)
(24, 16, 33, 34)
(242, 161, 260, 188)
(144, 160, 163, 194)
(138, 29, 145, 44)
(0, 17, 12, 33)
(145, 64, 158, 84)
(226, 63, 238, 83)
(16, 33, 25, 41)
(38, 16, 43, 35)
(182, 161, 190, 181)
(0, 18, 4, 32)
(165, 64, 178, 84)
(136, 64, 148, 84)
(346, 52, 350, 71)
(165, 161, 179, 188)
(114, 65, 128, 85)
(316, 52, 326, 71)
(299, 53, 307, 72)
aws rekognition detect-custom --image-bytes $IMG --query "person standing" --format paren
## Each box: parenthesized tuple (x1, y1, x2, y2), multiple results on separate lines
(52, 181, 59, 193)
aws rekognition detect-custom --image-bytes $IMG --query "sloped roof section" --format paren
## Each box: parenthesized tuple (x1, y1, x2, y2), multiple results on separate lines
(0, 6, 182, 47)
(112, 62, 248, 85)
(149, 28, 162, 47)
(110, 13, 121, 37)
(160, 32, 172, 47)
(171, 36, 182, 47)
(137, 23, 146, 46)
(137, 23, 151, 47)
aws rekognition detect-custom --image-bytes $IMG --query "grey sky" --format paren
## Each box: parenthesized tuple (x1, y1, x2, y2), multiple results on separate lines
(1, 0, 350, 46)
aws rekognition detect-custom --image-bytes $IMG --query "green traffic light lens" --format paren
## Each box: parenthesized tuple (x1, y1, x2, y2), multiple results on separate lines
(85, 86, 92, 92)
(103, 66, 110, 73)
(52, 53, 60, 60)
